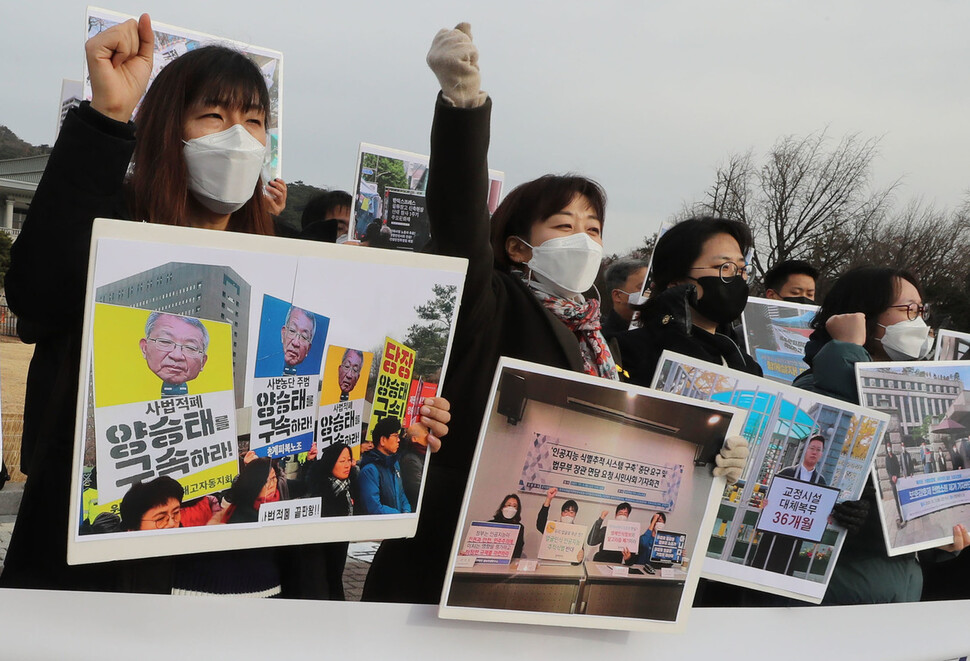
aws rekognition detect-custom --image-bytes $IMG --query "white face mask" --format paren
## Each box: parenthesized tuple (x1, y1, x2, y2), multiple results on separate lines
(617, 289, 647, 306)
(614, 514, 628, 521)
(521, 233, 603, 297)
(501, 506, 518, 519)
(560, 515, 575, 525)
(183, 124, 267, 215)
(878, 317, 933, 361)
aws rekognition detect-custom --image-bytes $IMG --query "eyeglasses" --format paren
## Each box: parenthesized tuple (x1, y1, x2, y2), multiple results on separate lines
(145, 337, 205, 357)
(689, 261, 750, 283)
(142, 509, 181, 529)
(283, 326, 312, 343)
(340, 361, 362, 375)
(888, 303, 930, 321)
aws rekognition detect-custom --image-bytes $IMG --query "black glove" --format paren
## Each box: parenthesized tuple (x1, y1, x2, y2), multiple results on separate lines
(831, 498, 870, 534)
(635, 283, 698, 334)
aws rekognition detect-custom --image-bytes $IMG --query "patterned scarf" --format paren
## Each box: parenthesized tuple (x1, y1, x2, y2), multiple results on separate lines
(522, 276, 618, 381)
(329, 476, 353, 516)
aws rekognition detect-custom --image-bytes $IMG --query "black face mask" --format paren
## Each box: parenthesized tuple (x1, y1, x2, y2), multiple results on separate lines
(783, 296, 815, 305)
(692, 276, 749, 325)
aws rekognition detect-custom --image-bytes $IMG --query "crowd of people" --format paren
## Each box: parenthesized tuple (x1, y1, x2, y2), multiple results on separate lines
(1, 14, 968, 614)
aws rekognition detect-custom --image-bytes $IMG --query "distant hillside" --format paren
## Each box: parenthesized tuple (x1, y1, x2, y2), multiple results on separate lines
(0, 125, 51, 161)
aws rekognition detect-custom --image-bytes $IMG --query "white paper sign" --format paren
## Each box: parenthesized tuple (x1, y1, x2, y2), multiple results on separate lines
(604, 520, 641, 553)
(258, 497, 322, 525)
(756, 475, 840, 542)
(536, 520, 587, 562)
(461, 521, 520, 565)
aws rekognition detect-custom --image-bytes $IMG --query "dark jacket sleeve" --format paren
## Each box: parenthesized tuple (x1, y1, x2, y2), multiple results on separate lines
(808, 340, 870, 402)
(425, 94, 496, 334)
(7, 102, 134, 338)
(536, 504, 549, 533)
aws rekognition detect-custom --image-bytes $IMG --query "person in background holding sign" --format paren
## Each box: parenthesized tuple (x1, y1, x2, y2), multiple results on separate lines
(140, 312, 209, 397)
(763, 260, 818, 304)
(359, 418, 411, 515)
(364, 22, 748, 604)
(750, 435, 828, 575)
(0, 13, 449, 595)
(792, 266, 970, 604)
(587, 502, 635, 564)
(489, 494, 525, 559)
(535, 487, 579, 532)
(635, 513, 668, 566)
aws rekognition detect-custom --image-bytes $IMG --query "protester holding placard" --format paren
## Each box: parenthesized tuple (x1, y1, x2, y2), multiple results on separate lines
(488, 495, 525, 559)
(587, 503, 637, 564)
(363, 22, 748, 605)
(792, 266, 970, 603)
(617, 217, 763, 387)
(0, 13, 453, 596)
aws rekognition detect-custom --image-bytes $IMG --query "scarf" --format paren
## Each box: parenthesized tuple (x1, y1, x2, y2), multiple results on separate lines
(522, 275, 618, 380)
(329, 476, 353, 516)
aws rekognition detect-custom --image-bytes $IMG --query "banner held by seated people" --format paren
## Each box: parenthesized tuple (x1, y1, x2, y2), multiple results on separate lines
(69, 219, 466, 565)
(856, 360, 970, 554)
(651, 350, 888, 603)
(441, 357, 742, 632)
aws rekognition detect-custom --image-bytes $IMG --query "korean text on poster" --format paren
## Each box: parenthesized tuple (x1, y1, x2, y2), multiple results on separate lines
(367, 338, 416, 431)
(519, 434, 684, 511)
(536, 521, 587, 562)
(259, 497, 323, 525)
(897, 471, 970, 520)
(756, 475, 840, 542)
(461, 521, 520, 565)
(604, 520, 642, 553)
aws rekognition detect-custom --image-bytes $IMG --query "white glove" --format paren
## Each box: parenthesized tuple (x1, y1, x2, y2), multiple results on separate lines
(427, 22, 487, 108)
(713, 435, 749, 485)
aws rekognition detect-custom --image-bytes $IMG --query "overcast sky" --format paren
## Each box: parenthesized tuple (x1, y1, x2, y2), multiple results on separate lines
(4, 1, 970, 255)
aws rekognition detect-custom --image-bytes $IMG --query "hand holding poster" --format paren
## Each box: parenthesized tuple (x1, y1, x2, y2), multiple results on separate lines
(70, 219, 467, 565)
(652, 350, 887, 603)
(856, 361, 970, 554)
(441, 358, 741, 632)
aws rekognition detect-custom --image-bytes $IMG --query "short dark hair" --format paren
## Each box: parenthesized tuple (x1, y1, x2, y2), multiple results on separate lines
(764, 260, 819, 293)
(561, 499, 579, 515)
(616, 502, 632, 516)
(372, 417, 402, 446)
(301, 190, 353, 230)
(648, 216, 752, 295)
(808, 435, 826, 447)
(119, 476, 184, 531)
(605, 258, 648, 294)
(808, 266, 922, 358)
(489, 175, 607, 271)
